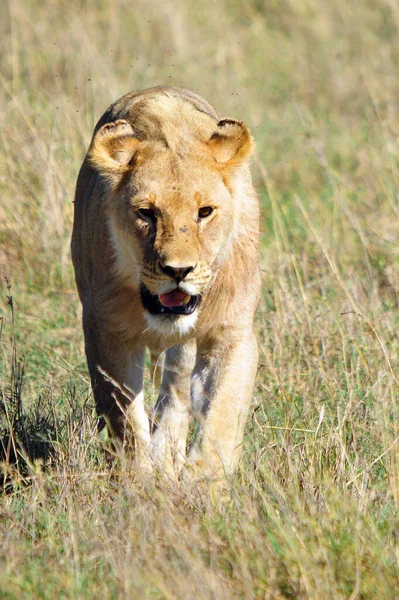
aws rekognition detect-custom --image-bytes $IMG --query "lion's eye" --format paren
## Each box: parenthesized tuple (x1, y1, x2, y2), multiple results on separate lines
(198, 206, 213, 219)
(137, 208, 156, 222)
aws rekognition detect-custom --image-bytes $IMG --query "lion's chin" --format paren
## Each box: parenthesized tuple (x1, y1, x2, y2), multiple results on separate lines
(144, 310, 199, 337)
(140, 284, 200, 337)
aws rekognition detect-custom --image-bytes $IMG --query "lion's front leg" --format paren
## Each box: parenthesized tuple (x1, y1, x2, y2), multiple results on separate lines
(188, 333, 258, 479)
(83, 307, 151, 467)
(150, 340, 196, 477)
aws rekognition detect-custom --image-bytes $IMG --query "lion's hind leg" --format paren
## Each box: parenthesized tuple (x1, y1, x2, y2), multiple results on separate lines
(150, 341, 196, 478)
(149, 350, 165, 393)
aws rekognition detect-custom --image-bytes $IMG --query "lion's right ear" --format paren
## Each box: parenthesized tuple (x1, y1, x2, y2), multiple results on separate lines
(88, 120, 140, 177)
(207, 118, 254, 169)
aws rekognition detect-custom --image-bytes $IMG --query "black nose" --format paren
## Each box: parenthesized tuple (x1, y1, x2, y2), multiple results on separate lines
(158, 262, 194, 281)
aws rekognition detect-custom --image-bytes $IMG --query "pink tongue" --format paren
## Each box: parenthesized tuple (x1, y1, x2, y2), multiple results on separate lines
(159, 289, 189, 308)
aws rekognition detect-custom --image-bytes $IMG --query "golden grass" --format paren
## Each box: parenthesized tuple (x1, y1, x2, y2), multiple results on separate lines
(1, 0, 399, 597)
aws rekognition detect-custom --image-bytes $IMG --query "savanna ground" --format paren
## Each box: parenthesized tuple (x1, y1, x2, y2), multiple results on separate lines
(1, 0, 399, 598)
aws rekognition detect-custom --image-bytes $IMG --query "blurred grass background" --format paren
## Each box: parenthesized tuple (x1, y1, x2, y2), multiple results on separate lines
(1, 0, 399, 598)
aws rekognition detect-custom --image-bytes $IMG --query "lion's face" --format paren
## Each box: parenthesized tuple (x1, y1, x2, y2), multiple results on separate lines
(89, 110, 253, 335)
(108, 145, 235, 332)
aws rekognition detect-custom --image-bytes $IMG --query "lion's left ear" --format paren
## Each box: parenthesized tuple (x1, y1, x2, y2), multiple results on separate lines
(88, 119, 140, 178)
(207, 119, 254, 168)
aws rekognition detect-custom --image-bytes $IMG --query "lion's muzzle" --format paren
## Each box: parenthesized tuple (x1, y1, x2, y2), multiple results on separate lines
(140, 284, 201, 316)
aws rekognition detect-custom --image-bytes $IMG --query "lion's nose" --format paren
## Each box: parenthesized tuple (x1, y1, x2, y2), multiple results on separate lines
(158, 262, 195, 281)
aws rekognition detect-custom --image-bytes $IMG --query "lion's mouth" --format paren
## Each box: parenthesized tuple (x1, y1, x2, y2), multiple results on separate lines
(140, 285, 201, 316)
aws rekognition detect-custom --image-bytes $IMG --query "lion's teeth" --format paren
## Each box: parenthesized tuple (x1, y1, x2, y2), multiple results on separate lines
(182, 294, 191, 305)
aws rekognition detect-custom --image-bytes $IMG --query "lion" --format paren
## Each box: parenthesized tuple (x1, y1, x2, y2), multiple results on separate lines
(71, 86, 260, 478)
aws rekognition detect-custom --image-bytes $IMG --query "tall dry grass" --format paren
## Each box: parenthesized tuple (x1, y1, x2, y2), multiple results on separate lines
(1, 0, 399, 597)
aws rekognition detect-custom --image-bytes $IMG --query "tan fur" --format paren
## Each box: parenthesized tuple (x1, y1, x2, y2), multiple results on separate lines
(71, 86, 260, 479)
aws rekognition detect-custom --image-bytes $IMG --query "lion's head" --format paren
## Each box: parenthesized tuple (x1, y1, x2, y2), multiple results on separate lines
(88, 94, 253, 335)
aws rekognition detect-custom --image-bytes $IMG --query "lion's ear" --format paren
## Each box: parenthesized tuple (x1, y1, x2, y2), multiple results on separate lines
(88, 119, 140, 176)
(207, 119, 254, 168)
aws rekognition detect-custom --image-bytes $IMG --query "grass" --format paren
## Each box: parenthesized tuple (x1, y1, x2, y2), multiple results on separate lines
(1, 0, 399, 597)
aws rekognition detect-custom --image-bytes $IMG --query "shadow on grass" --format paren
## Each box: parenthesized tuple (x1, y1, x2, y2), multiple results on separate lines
(0, 278, 94, 490)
